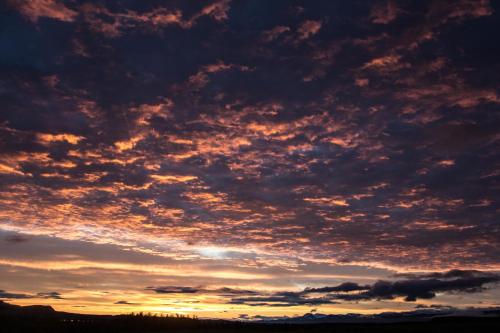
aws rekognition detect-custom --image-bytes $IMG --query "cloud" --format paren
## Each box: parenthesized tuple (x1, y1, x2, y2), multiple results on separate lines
(0, 288, 63, 300)
(147, 286, 200, 294)
(141, 271, 500, 308)
(228, 270, 500, 306)
(195, 0, 231, 22)
(261, 26, 290, 42)
(351, 275, 498, 302)
(36, 291, 63, 299)
(362, 54, 410, 72)
(147, 286, 258, 296)
(79, 1, 232, 37)
(296, 20, 322, 41)
(0, 290, 32, 299)
(182, 61, 253, 90)
(114, 300, 140, 305)
(9, 0, 233, 37)
(396, 269, 495, 280)
(303, 282, 369, 293)
(229, 295, 335, 307)
(9, 0, 77, 22)
(327, 270, 500, 302)
(433, 0, 493, 22)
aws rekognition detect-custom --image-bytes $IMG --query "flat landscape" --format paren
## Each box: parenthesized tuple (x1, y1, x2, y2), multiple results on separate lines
(1, 301, 500, 333)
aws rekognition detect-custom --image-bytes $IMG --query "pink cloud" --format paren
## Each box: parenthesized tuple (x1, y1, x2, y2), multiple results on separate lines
(10, 0, 77, 22)
(79, 1, 231, 38)
(261, 26, 290, 42)
(355, 78, 370, 87)
(297, 20, 322, 40)
(197, 0, 231, 22)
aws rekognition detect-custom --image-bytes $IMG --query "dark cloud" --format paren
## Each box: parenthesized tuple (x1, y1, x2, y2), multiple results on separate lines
(0, 289, 64, 300)
(229, 295, 335, 307)
(146, 286, 200, 294)
(415, 304, 456, 309)
(0, 290, 32, 299)
(228, 270, 500, 306)
(303, 282, 370, 293)
(349, 272, 500, 302)
(215, 287, 259, 296)
(36, 292, 63, 299)
(114, 300, 140, 305)
(396, 269, 494, 279)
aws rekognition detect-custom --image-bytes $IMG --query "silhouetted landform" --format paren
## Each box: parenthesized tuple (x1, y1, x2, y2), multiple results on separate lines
(258, 306, 500, 324)
(1, 301, 499, 333)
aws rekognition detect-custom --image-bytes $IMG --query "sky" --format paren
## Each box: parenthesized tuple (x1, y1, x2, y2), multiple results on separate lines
(0, 0, 499, 320)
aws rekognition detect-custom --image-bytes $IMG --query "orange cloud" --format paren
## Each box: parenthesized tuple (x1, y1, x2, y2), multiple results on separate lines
(37, 133, 84, 145)
(151, 174, 198, 184)
(10, 0, 77, 22)
(297, 20, 322, 40)
(304, 196, 350, 207)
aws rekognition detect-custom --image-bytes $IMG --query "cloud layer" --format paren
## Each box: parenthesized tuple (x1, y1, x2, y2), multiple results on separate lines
(0, 0, 499, 317)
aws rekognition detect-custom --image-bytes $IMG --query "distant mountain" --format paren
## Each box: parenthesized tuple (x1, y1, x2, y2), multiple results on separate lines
(256, 307, 500, 324)
(0, 300, 55, 316)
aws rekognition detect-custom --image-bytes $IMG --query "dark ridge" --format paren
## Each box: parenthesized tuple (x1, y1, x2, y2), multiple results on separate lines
(0, 300, 55, 315)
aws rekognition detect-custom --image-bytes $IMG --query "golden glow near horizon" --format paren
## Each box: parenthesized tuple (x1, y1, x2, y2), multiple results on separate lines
(1, 226, 500, 318)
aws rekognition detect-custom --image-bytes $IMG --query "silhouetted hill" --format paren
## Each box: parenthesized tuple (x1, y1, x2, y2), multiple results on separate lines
(0, 300, 55, 316)
(0, 301, 499, 333)
(262, 307, 500, 324)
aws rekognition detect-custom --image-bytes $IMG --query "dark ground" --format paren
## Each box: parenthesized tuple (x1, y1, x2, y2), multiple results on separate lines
(1, 301, 499, 333)
(1, 313, 500, 333)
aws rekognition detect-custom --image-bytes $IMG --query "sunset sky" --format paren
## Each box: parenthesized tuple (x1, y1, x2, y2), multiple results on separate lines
(1, 0, 499, 319)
